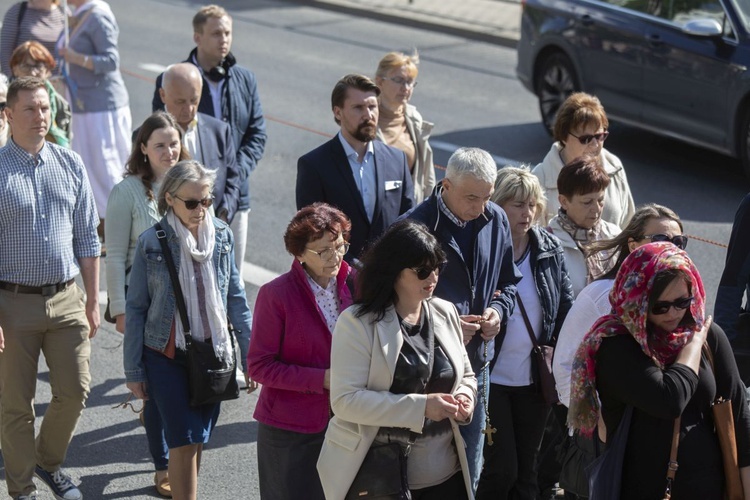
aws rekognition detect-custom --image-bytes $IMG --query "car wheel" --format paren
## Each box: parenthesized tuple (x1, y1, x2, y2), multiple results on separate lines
(740, 110, 750, 181)
(535, 52, 579, 135)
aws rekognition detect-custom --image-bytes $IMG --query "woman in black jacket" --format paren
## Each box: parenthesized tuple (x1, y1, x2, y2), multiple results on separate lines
(476, 166, 574, 499)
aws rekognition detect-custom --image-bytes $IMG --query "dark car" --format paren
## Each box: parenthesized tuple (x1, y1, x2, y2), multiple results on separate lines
(517, 0, 750, 177)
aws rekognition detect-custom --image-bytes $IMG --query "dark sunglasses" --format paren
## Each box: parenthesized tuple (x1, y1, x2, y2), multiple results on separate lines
(570, 131, 609, 145)
(642, 233, 688, 250)
(411, 261, 448, 280)
(175, 195, 213, 210)
(651, 296, 693, 315)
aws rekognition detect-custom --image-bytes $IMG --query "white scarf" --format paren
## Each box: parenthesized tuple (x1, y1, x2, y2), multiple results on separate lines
(166, 211, 232, 364)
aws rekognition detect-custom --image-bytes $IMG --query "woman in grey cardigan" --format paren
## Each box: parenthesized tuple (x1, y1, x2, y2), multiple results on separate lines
(58, 0, 131, 233)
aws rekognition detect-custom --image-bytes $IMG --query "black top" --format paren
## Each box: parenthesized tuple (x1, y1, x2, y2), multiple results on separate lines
(596, 323, 750, 499)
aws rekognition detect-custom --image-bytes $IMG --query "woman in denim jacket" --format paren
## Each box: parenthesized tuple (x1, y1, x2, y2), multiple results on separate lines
(124, 160, 254, 500)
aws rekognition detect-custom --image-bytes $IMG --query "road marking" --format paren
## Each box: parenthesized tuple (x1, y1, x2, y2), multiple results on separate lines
(430, 139, 522, 167)
(243, 262, 281, 288)
(138, 63, 167, 74)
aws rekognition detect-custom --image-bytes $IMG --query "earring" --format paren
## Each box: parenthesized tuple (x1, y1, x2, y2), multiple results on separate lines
(143, 156, 147, 163)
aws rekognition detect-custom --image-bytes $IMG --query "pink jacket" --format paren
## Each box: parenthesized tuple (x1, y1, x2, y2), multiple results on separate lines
(248, 259, 354, 433)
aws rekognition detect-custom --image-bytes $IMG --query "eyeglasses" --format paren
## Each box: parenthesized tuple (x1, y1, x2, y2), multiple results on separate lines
(642, 234, 688, 250)
(174, 195, 213, 210)
(411, 261, 448, 280)
(0, 102, 6, 112)
(570, 131, 609, 145)
(651, 296, 694, 315)
(18, 62, 47, 72)
(306, 242, 350, 261)
(385, 76, 418, 88)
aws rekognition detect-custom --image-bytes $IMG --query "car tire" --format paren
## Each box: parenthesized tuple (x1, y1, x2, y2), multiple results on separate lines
(535, 52, 580, 135)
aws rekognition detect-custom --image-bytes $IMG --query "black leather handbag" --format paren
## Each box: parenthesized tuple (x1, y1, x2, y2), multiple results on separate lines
(345, 435, 415, 500)
(586, 405, 633, 500)
(155, 223, 239, 407)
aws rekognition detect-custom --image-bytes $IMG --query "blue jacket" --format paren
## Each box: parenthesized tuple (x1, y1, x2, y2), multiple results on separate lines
(153, 50, 267, 209)
(123, 216, 251, 383)
(489, 226, 574, 372)
(400, 186, 521, 369)
(716, 192, 750, 341)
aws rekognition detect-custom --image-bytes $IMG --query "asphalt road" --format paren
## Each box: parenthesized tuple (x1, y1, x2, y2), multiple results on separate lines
(0, 0, 746, 498)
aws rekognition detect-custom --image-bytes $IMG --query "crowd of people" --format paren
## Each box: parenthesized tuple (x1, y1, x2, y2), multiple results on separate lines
(0, 1, 748, 500)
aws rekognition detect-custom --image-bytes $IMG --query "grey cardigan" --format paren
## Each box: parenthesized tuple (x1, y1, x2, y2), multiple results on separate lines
(64, 1, 128, 113)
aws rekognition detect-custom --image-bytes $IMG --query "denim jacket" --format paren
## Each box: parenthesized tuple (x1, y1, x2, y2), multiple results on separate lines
(124, 215, 251, 383)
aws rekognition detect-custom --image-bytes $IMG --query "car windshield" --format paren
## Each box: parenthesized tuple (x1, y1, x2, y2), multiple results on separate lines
(732, 0, 750, 31)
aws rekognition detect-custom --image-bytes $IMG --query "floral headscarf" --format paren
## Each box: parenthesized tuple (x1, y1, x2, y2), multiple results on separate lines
(567, 242, 705, 435)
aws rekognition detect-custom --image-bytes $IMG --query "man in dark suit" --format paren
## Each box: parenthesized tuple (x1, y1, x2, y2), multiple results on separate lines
(158, 63, 241, 223)
(296, 74, 414, 263)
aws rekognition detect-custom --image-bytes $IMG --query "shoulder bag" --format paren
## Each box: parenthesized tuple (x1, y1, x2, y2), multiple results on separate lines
(155, 223, 239, 407)
(704, 343, 744, 500)
(586, 405, 633, 500)
(104, 265, 131, 324)
(517, 294, 559, 406)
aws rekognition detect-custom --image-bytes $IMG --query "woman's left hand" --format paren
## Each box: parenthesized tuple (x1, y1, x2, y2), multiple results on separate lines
(245, 372, 258, 394)
(454, 394, 474, 422)
(59, 46, 87, 68)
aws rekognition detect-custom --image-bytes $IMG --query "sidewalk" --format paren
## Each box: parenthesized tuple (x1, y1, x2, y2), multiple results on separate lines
(296, 0, 522, 47)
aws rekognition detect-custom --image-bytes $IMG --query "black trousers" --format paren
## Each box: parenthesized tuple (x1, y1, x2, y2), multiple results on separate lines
(256, 422, 326, 500)
(412, 472, 468, 500)
(476, 383, 550, 500)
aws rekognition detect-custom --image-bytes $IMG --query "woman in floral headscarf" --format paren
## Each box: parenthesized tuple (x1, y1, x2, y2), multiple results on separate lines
(568, 242, 750, 499)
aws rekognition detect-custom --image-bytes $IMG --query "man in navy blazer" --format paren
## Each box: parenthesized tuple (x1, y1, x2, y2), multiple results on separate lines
(296, 74, 414, 264)
(158, 63, 241, 223)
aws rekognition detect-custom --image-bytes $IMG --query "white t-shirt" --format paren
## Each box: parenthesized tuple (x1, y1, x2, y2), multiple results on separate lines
(553, 279, 614, 407)
(490, 250, 544, 386)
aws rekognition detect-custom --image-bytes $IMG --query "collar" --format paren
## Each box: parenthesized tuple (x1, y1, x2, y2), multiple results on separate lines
(8, 138, 48, 166)
(189, 48, 237, 74)
(337, 131, 374, 162)
(436, 186, 467, 228)
(185, 115, 199, 133)
(306, 274, 337, 295)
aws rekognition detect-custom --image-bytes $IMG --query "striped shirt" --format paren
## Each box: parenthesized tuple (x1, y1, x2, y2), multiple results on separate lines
(0, 139, 100, 286)
(0, 3, 65, 76)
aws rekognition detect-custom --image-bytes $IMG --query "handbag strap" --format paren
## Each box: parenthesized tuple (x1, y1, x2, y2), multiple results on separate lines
(516, 294, 541, 350)
(155, 223, 193, 346)
(663, 416, 681, 499)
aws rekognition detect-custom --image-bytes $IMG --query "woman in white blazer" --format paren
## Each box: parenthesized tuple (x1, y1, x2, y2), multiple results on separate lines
(318, 220, 477, 500)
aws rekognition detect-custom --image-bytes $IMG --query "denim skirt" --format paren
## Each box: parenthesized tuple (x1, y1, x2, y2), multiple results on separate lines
(143, 347, 220, 448)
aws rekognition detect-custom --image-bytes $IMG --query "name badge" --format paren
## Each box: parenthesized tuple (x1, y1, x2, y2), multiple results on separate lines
(384, 180, 402, 191)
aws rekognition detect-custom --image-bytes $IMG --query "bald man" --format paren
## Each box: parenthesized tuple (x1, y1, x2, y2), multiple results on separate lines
(157, 63, 241, 223)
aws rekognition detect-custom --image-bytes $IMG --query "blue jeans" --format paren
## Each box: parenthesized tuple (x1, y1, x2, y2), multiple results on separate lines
(460, 367, 487, 494)
(144, 399, 169, 470)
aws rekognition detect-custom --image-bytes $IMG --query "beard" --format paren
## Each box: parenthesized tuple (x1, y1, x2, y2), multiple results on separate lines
(353, 120, 377, 142)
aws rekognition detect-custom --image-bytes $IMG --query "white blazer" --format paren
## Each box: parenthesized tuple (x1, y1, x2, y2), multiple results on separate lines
(317, 297, 477, 500)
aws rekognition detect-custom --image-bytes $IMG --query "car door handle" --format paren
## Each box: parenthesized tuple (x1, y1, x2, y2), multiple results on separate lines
(645, 33, 663, 47)
(580, 14, 594, 26)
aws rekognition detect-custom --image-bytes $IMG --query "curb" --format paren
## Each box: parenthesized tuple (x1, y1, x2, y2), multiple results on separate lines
(280, 0, 520, 48)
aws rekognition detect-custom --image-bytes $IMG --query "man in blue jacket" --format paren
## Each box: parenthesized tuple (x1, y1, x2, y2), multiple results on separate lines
(400, 147, 521, 493)
(153, 4, 266, 276)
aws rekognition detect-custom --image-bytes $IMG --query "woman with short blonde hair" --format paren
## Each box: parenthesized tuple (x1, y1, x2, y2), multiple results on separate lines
(375, 50, 436, 204)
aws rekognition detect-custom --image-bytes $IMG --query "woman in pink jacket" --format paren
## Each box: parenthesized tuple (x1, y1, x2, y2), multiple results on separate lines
(247, 202, 354, 500)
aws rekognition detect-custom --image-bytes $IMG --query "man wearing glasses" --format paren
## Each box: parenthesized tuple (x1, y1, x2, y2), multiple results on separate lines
(296, 74, 414, 265)
(401, 147, 521, 495)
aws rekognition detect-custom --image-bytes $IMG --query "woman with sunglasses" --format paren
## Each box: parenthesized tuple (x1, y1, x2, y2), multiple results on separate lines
(318, 219, 477, 500)
(568, 242, 750, 499)
(124, 160, 255, 500)
(552, 203, 685, 499)
(532, 92, 634, 228)
(474, 167, 573, 499)
(374, 51, 436, 204)
(247, 202, 354, 500)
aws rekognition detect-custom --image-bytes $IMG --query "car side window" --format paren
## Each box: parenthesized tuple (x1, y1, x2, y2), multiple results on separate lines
(605, 0, 733, 36)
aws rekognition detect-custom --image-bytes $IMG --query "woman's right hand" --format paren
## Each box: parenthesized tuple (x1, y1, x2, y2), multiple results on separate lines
(127, 381, 148, 400)
(115, 314, 125, 334)
(425, 393, 459, 421)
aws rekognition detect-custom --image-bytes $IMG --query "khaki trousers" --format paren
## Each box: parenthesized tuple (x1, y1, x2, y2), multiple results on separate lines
(0, 285, 91, 497)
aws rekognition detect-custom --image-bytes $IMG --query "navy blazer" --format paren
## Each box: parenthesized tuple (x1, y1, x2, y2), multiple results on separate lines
(132, 112, 241, 223)
(296, 136, 415, 263)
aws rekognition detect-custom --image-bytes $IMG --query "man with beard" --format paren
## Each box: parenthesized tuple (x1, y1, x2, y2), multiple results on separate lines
(296, 74, 414, 264)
